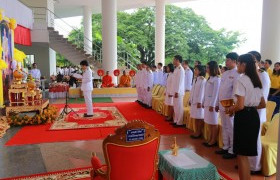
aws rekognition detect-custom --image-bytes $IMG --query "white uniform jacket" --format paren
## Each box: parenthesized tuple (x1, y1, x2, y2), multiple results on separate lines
(81, 67, 93, 92)
(184, 68, 193, 91)
(166, 73, 174, 96)
(190, 76, 206, 105)
(171, 65, 185, 96)
(218, 68, 240, 107)
(30, 69, 41, 80)
(204, 76, 221, 107)
(144, 70, 154, 89)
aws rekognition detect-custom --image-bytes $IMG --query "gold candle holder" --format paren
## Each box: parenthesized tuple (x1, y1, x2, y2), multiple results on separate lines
(171, 136, 179, 156)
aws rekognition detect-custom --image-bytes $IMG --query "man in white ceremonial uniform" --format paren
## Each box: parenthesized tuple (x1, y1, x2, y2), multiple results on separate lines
(152, 65, 158, 85)
(135, 64, 142, 103)
(138, 62, 147, 104)
(182, 60, 193, 92)
(30, 63, 41, 81)
(157, 63, 164, 86)
(216, 52, 240, 159)
(56, 66, 62, 75)
(79, 60, 93, 117)
(64, 67, 70, 76)
(171, 55, 185, 127)
(144, 65, 154, 108)
(248, 51, 271, 174)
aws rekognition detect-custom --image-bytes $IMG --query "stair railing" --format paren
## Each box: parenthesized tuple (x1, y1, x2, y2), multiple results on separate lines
(30, 6, 142, 69)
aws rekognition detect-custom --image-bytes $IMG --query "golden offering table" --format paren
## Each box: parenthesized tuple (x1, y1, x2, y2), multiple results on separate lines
(69, 87, 137, 98)
(6, 99, 49, 116)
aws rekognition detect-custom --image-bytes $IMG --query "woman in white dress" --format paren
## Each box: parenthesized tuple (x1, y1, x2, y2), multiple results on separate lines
(203, 61, 221, 147)
(189, 65, 206, 138)
(226, 54, 265, 180)
(164, 63, 175, 121)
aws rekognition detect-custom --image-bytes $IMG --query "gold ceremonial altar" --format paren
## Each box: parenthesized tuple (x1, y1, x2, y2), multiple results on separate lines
(5, 69, 49, 117)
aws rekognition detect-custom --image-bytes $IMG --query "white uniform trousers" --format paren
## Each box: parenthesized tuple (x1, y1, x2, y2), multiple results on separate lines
(136, 86, 141, 101)
(83, 90, 93, 115)
(139, 87, 144, 103)
(173, 95, 184, 125)
(144, 88, 152, 107)
(219, 106, 234, 154)
(249, 122, 262, 171)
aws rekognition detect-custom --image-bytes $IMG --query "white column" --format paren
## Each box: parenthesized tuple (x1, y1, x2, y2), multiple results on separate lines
(102, 0, 117, 84)
(83, 6, 93, 55)
(260, 0, 280, 64)
(155, 0, 166, 66)
(49, 48, 56, 76)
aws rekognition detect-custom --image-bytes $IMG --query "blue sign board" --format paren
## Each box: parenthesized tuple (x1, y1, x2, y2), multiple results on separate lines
(126, 128, 146, 142)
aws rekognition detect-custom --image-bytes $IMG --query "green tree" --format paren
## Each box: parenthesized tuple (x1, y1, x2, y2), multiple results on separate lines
(68, 5, 242, 66)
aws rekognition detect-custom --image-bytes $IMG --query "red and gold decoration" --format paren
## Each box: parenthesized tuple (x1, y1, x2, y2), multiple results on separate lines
(50, 106, 127, 130)
(7, 105, 58, 126)
(97, 69, 104, 77)
(113, 69, 120, 76)
(0, 116, 10, 138)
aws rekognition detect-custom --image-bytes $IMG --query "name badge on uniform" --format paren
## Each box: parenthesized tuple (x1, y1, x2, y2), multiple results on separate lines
(229, 76, 234, 79)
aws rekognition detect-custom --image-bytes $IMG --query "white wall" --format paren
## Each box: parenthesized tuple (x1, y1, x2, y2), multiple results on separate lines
(16, 43, 52, 80)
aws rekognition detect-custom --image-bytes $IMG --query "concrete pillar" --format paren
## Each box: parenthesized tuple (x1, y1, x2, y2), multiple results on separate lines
(102, 0, 117, 84)
(155, 0, 166, 66)
(260, 0, 280, 64)
(49, 48, 56, 76)
(47, 0, 55, 27)
(83, 6, 93, 55)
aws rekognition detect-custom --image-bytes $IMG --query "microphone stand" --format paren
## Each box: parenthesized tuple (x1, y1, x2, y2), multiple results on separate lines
(58, 78, 78, 120)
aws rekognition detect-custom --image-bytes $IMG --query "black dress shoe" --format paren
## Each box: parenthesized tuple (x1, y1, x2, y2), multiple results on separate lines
(83, 114, 93, 117)
(251, 170, 261, 175)
(223, 153, 237, 159)
(215, 149, 228, 155)
(202, 142, 209, 146)
(173, 124, 185, 128)
(190, 134, 202, 139)
(203, 142, 218, 147)
(170, 122, 176, 125)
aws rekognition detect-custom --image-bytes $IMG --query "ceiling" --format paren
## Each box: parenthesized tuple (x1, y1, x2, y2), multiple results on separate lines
(54, 0, 195, 18)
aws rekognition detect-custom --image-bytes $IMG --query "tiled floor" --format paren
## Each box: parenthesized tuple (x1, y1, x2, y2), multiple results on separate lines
(0, 97, 276, 179)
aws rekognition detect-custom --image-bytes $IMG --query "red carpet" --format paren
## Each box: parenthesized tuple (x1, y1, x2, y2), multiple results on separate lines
(2, 167, 92, 180)
(5, 102, 189, 146)
(2, 167, 232, 180)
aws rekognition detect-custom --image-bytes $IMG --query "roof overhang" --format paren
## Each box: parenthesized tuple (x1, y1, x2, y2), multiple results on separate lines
(54, 0, 195, 18)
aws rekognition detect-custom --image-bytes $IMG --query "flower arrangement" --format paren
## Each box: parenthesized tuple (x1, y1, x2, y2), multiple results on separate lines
(113, 69, 120, 76)
(9, 18, 17, 30)
(7, 106, 58, 126)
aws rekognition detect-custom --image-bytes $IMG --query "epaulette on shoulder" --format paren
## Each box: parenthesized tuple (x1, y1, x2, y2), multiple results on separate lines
(259, 69, 265, 73)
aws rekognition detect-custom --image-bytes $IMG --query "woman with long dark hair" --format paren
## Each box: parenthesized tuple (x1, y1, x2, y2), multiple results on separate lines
(226, 54, 266, 180)
(164, 63, 175, 121)
(202, 61, 221, 147)
(189, 65, 206, 139)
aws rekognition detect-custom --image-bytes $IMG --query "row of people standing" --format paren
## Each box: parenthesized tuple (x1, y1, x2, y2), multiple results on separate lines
(136, 51, 271, 180)
(175, 51, 270, 179)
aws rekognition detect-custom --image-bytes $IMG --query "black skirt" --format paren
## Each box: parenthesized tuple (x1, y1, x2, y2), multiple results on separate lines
(233, 107, 260, 156)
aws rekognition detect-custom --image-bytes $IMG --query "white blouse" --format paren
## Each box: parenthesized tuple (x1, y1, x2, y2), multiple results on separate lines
(233, 74, 263, 107)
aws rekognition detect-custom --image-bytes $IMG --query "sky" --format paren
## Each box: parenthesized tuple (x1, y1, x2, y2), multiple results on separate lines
(58, 0, 263, 54)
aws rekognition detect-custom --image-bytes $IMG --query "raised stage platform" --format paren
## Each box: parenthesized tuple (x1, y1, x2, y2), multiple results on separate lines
(69, 87, 137, 98)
